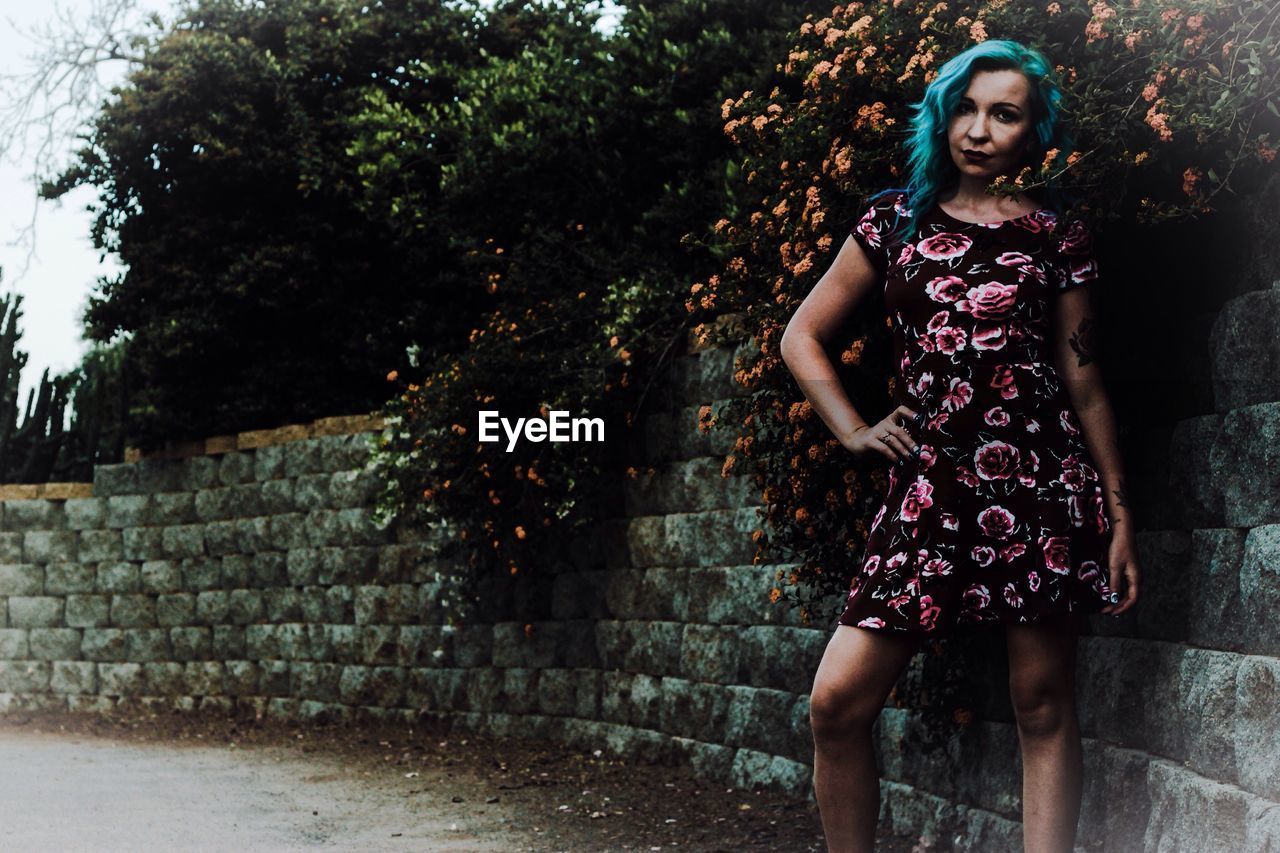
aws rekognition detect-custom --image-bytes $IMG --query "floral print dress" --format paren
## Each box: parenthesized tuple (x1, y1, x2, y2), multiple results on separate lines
(835, 189, 1114, 635)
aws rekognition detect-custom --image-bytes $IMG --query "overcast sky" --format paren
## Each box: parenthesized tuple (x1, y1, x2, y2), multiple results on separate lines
(0, 0, 172, 418)
(0, 0, 622, 427)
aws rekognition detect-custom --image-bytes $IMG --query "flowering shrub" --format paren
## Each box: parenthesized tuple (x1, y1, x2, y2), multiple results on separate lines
(688, 1, 1279, 740)
(694, 0, 1279, 632)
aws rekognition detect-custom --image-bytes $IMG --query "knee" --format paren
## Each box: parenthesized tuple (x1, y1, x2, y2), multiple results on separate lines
(1009, 676, 1074, 736)
(808, 684, 882, 741)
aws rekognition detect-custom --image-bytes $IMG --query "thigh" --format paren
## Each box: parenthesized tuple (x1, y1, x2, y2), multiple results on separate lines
(1006, 612, 1081, 705)
(811, 624, 928, 727)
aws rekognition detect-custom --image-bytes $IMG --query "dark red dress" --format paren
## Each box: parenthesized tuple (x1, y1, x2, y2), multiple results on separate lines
(835, 189, 1115, 635)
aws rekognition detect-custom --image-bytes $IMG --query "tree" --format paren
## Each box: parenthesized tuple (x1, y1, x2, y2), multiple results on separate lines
(43, 0, 489, 449)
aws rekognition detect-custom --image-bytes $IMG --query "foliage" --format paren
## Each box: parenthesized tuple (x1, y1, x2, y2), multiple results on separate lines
(0, 288, 123, 483)
(691, 0, 1279, 742)
(41, 0, 487, 450)
(364, 0, 824, 599)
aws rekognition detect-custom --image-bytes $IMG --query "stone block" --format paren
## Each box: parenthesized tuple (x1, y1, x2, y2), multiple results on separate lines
(27, 628, 81, 661)
(44, 562, 95, 596)
(121, 527, 163, 560)
(66, 594, 110, 628)
(109, 594, 155, 628)
(0, 564, 43, 596)
(22, 530, 77, 562)
(105, 495, 151, 529)
(97, 662, 144, 697)
(8, 597, 61, 628)
(50, 661, 96, 694)
(124, 628, 170, 661)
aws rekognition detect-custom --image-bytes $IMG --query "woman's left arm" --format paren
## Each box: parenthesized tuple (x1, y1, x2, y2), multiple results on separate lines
(1054, 284, 1141, 614)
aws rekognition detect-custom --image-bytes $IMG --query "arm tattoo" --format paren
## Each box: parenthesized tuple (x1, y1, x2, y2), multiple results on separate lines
(1068, 316, 1097, 368)
(1113, 478, 1130, 509)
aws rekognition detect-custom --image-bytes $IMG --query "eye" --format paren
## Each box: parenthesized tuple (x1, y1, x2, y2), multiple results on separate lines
(998, 110, 1020, 122)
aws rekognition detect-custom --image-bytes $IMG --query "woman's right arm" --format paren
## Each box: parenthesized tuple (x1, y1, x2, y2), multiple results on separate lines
(778, 235, 919, 464)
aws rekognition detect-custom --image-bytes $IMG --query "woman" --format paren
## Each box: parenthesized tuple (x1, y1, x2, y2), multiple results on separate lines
(779, 40, 1142, 853)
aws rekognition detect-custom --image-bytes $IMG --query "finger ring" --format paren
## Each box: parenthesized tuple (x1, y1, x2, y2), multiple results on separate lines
(1108, 592, 1120, 604)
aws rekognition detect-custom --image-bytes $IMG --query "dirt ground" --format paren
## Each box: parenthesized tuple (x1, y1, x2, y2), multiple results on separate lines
(0, 706, 927, 852)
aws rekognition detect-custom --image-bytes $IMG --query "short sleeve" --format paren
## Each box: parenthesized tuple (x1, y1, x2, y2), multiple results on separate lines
(850, 191, 905, 278)
(1054, 217, 1100, 292)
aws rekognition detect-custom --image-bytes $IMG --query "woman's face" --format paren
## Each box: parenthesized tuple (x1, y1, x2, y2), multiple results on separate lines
(946, 69, 1036, 180)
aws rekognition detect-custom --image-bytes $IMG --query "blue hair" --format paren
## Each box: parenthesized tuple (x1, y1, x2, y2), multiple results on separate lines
(872, 39, 1077, 246)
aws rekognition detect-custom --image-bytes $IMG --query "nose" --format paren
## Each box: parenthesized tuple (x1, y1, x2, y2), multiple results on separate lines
(967, 115, 989, 142)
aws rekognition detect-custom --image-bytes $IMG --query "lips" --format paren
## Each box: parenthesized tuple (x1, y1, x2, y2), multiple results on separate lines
(962, 149, 991, 160)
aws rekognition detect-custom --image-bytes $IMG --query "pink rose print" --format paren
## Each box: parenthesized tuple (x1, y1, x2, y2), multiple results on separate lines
(974, 440, 1020, 480)
(996, 250, 1035, 267)
(1018, 209, 1057, 234)
(855, 209, 886, 248)
(900, 476, 935, 522)
(978, 504, 1016, 539)
(962, 583, 991, 609)
(918, 443, 937, 469)
(932, 326, 968, 354)
(885, 551, 910, 571)
(1067, 491, 1108, 532)
(1041, 534, 1072, 575)
(984, 406, 1011, 427)
(919, 598, 941, 630)
(971, 323, 1007, 351)
(921, 556, 954, 577)
(917, 231, 973, 260)
(971, 545, 996, 566)
(990, 366, 1019, 400)
(910, 371, 935, 400)
(1078, 560, 1106, 596)
(942, 377, 973, 411)
(1058, 454, 1093, 492)
(1058, 217, 1091, 254)
(1059, 407, 1081, 435)
(1094, 497, 1111, 534)
(1016, 449, 1041, 487)
(998, 542, 1027, 563)
(959, 282, 1019, 320)
(833, 192, 1115, 633)
(925, 275, 969, 302)
(1067, 256, 1098, 286)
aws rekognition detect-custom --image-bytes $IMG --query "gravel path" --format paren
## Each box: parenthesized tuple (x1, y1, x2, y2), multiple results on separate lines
(0, 726, 513, 851)
(0, 709, 923, 851)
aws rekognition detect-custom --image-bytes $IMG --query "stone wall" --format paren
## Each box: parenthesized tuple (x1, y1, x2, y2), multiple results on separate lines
(1, 302, 1278, 851)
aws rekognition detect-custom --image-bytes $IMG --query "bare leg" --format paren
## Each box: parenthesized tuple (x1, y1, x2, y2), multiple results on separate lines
(809, 623, 926, 853)
(1006, 613, 1085, 853)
